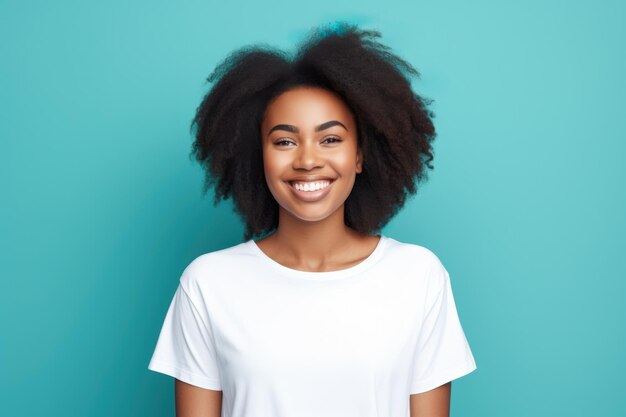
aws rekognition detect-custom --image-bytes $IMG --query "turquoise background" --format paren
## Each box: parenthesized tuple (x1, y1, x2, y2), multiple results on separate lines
(1, 0, 624, 415)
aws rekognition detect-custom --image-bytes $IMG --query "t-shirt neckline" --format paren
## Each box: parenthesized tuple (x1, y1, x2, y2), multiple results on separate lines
(246, 234, 388, 280)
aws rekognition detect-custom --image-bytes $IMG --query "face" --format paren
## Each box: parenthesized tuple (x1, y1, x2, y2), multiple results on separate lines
(260, 86, 363, 223)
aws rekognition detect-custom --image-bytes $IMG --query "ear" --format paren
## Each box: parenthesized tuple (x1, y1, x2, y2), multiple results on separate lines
(356, 147, 363, 174)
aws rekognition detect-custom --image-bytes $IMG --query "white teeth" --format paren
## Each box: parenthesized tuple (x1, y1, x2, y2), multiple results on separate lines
(291, 180, 331, 192)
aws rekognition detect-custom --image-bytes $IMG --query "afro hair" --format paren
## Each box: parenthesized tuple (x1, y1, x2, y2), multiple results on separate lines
(190, 22, 436, 241)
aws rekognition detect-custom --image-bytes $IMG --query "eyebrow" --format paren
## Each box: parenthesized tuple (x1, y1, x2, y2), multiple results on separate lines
(267, 120, 348, 136)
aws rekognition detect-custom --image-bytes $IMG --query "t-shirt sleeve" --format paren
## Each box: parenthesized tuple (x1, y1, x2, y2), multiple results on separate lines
(147, 266, 222, 391)
(410, 257, 477, 394)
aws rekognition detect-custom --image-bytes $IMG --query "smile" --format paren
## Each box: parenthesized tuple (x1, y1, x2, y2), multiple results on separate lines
(289, 180, 332, 192)
(285, 179, 335, 202)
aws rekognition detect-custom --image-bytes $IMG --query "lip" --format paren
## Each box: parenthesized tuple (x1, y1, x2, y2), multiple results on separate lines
(284, 178, 335, 202)
(288, 176, 335, 182)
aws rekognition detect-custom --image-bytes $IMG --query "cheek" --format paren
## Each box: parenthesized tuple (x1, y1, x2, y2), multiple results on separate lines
(263, 150, 285, 176)
(332, 151, 360, 174)
(262, 150, 291, 192)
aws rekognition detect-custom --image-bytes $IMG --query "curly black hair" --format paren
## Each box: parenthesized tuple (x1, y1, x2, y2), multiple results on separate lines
(190, 22, 436, 242)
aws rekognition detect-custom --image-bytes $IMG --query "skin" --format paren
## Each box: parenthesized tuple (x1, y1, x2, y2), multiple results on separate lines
(175, 380, 222, 417)
(410, 382, 451, 417)
(175, 86, 451, 417)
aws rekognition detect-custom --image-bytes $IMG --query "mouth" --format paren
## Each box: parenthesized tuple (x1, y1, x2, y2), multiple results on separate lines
(287, 178, 335, 192)
(284, 178, 336, 202)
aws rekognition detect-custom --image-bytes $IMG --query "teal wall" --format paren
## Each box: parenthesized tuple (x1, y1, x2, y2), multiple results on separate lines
(2, 1, 624, 415)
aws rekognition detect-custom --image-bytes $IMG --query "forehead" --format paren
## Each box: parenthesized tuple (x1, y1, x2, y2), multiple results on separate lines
(262, 87, 354, 129)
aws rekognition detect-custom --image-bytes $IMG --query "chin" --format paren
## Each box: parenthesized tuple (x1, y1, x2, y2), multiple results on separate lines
(282, 205, 340, 223)
(290, 210, 332, 223)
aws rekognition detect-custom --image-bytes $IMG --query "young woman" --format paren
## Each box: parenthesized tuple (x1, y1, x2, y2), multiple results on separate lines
(148, 22, 477, 417)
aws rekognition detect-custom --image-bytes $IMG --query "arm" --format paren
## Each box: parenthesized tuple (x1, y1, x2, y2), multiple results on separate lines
(175, 379, 222, 417)
(410, 382, 451, 417)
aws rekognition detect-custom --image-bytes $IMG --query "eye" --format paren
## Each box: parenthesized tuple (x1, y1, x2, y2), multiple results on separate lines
(274, 139, 295, 146)
(323, 136, 342, 144)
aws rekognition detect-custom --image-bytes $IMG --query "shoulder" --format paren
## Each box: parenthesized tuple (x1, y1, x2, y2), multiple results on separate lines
(178, 241, 252, 293)
(381, 235, 449, 291)
(382, 235, 445, 272)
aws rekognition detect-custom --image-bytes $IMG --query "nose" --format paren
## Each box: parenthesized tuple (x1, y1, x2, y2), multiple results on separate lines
(293, 141, 323, 170)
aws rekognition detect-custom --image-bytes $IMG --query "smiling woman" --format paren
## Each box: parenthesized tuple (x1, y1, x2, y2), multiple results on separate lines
(148, 21, 477, 417)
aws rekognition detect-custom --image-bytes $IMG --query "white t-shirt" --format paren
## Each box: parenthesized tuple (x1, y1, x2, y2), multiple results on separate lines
(148, 234, 477, 417)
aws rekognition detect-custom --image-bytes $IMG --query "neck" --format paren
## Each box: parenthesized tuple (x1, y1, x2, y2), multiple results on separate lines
(270, 205, 362, 267)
